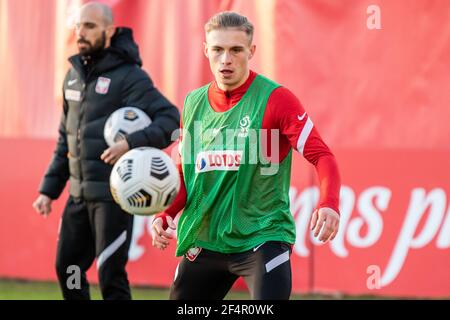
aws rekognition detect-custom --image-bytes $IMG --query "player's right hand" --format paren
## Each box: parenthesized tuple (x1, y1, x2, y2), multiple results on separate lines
(151, 215, 176, 250)
(32, 194, 53, 218)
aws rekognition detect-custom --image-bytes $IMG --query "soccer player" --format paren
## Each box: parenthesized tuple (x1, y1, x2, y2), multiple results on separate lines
(151, 11, 340, 300)
(32, 2, 179, 299)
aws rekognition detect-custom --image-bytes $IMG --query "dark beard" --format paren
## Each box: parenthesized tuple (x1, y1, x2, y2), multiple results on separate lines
(78, 31, 107, 58)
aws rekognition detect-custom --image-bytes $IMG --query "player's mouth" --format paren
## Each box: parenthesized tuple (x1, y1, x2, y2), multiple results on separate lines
(220, 69, 234, 77)
(77, 40, 90, 47)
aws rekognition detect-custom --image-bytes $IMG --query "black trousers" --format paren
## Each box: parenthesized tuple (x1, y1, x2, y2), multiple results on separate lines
(55, 196, 133, 300)
(170, 241, 292, 300)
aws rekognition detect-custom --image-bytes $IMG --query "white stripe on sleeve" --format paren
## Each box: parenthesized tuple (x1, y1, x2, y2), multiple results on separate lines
(296, 117, 314, 156)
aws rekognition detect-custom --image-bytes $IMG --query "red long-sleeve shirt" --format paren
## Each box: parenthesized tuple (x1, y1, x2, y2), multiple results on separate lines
(158, 71, 340, 226)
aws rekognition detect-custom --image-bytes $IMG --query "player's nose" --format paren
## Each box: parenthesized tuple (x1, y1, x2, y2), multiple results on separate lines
(221, 51, 232, 64)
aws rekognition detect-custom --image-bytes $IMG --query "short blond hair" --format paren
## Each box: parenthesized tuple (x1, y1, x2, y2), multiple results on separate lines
(205, 11, 254, 43)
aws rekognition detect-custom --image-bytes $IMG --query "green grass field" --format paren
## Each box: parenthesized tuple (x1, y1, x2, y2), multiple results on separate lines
(0, 278, 399, 300)
(0, 278, 254, 300)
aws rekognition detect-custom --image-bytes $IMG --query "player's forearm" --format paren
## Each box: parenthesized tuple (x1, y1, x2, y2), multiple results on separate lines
(155, 163, 186, 228)
(165, 179, 186, 218)
(315, 154, 341, 214)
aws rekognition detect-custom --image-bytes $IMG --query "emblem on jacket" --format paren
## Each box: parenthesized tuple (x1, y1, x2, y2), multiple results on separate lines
(95, 77, 111, 94)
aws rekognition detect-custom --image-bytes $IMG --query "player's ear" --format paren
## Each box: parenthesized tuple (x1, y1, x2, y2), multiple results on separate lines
(249, 44, 256, 60)
(204, 42, 209, 58)
(106, 25, 116, 39)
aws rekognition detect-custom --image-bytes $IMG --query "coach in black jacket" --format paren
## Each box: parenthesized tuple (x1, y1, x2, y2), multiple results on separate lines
(32, 2, 179, 300)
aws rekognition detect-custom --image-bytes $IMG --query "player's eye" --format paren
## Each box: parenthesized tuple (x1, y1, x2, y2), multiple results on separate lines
(75, 22, 96, 30)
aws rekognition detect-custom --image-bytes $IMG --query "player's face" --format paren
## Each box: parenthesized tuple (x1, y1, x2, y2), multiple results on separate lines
(205, 28, 255, 91)
(75, 7, 112, 56)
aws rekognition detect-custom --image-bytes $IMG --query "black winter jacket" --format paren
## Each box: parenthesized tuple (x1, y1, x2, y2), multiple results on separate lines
(39, 28, 180, 201)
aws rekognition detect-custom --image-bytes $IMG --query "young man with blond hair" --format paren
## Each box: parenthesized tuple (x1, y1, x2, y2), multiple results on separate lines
(151, 11, 340, 300)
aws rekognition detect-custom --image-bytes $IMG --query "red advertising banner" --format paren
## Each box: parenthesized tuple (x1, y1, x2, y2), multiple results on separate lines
(1, 139, 448, 297)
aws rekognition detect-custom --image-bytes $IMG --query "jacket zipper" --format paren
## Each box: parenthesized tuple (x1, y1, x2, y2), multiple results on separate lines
(77, 81, 86, 196)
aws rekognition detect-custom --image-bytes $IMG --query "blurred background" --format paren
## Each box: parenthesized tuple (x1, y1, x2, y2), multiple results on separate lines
(0, 0, 449, 299)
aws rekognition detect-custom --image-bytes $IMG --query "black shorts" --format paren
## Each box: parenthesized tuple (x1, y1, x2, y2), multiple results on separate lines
(170, 241, 292, 300)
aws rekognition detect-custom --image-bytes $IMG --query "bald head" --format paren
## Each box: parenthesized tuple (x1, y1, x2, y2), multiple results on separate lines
(75, 2, 116, 56)
(80, 2, 114, 27)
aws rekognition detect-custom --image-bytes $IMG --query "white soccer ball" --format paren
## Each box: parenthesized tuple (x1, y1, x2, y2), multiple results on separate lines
(104, 107, 151, 147)
(110, 147, 180, 215)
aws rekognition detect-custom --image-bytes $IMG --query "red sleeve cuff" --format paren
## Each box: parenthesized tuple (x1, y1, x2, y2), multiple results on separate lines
(154, 212, 170, 230)
(315, 154, 341, 216)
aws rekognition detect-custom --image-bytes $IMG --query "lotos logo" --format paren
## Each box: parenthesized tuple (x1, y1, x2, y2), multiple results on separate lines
(196, 157, 207, 171)
(195, 150, 242, 173)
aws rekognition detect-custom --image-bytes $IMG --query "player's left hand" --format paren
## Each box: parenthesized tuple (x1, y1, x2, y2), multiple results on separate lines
(151, 215, 176, 250)
(310, 207, 340, 243)
(101, 139, 129, 165)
